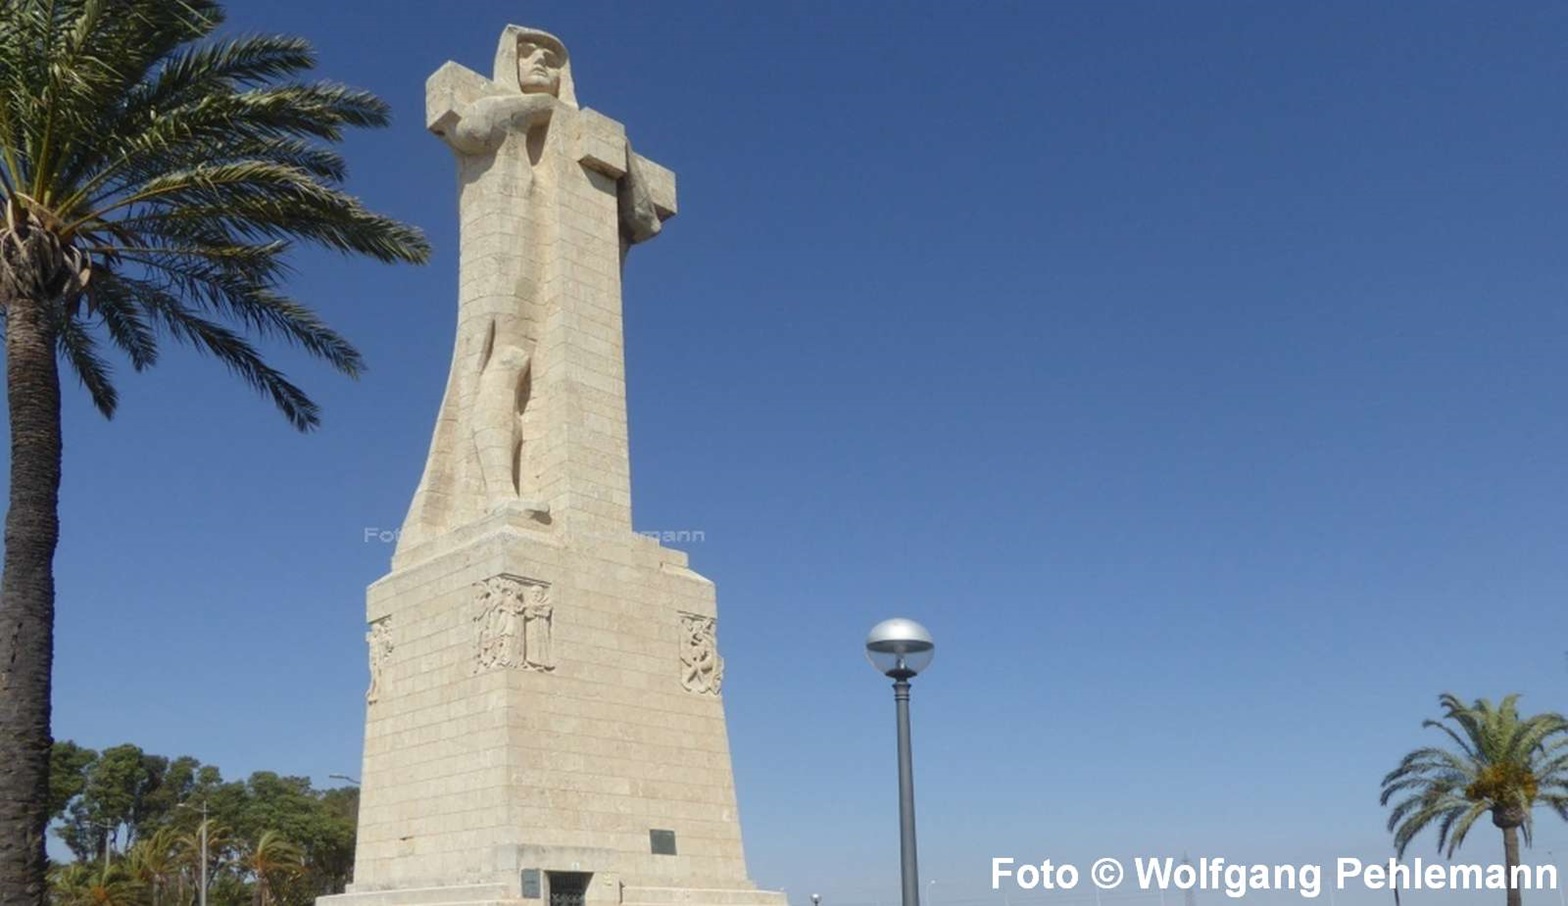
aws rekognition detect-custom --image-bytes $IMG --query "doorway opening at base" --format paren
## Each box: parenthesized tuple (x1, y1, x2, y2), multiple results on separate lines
(548, 871, 593, 906)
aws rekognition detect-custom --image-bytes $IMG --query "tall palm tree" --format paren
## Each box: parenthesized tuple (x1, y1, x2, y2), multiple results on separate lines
(237, 831, 302, 906)
(125, 827, 183, 906)
(0, 3, 428, 903)
(173, 819, 229, 906)
(1380, 693, 1568, 906)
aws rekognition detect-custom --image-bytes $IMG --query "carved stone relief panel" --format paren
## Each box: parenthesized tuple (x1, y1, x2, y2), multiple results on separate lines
(366, 617, 393, 705)
(679, 612, 723, 695)
(475, 574, 555, 673)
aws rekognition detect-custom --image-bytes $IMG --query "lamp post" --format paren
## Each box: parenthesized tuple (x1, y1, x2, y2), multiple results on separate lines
(329, 773, 361, 786)
(178, 801, 209, 906)
(87, 820, 115, 869)
(865, 618, 935, 906)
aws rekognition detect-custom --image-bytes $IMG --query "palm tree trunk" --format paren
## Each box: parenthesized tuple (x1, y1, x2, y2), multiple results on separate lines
(0, 292, 62, 906)
(1502, 825, 1523, 906)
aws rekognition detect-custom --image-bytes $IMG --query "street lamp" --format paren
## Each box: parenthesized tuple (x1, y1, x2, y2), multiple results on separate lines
(177, 801, 209, 906)
(865, 618, 935, 906)
(86, 820, 115, 869)
(329, 773, 361, 786)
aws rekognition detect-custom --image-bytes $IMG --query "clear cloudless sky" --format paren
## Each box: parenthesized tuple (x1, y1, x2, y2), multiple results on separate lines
(16, 2, 1568, 904)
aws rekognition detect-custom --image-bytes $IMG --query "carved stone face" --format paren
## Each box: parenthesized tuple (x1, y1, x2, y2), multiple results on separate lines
(517, 40, 563, 96)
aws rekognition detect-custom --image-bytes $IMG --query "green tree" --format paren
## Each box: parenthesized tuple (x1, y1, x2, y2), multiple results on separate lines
(236, 832, 302, 906)
(0, 2, 428, 902)
(62, 745, 158, 861)
(304, 786, 356, 896)
(48, 742, 97, 821)
(133, 756, 206, 837)
(51, 744, 360, 906)
(201, 772, 354, 900)
(51, 745, 216, 865)
(1380, 693, 1568, 906)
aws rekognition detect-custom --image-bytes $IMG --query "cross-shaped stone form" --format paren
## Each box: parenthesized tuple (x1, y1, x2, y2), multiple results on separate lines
(398, 25, 677, 564)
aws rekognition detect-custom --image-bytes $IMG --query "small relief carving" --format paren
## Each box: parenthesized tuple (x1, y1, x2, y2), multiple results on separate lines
(475, 575, 555, 672)
(366, 618, 393, 705)
(679, 612, 723, 695)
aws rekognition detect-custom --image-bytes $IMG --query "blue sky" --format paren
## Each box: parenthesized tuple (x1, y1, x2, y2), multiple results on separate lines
(23, 2, 1568, 904)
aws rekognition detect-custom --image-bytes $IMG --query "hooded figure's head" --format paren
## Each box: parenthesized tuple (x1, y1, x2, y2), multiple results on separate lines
(493, 25, 577, 107)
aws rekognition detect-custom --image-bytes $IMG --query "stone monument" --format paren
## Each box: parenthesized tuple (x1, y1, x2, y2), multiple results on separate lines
(318, 26, 784, 906)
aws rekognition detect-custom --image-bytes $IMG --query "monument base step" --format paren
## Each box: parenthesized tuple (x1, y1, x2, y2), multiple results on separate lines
(621, 888, 788, 906)
(320, 885, 787, 906)
(320, 884, 512, 906)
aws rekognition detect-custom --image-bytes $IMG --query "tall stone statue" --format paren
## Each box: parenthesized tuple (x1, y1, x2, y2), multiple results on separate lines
(320, 25, 779, 906)
(398, 25, 674, 556)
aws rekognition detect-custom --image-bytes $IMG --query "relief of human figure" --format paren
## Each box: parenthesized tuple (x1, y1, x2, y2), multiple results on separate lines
(522, 596, 554, 672)
(680, 615, 723, 695)
(476, 577, 525, 671)
(476, 577, 553, 672)
(397, 26, 670, 553)
(366, 619, 393, 704)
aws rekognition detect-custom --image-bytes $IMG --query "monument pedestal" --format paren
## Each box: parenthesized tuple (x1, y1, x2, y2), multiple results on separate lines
(322, 513, 783, 906)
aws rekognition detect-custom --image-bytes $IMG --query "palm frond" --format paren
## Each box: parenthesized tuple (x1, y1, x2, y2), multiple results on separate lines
(1, 0, 427, 430)
(85, 269, 159, 370)
(56, 310, 118, 417)
(99, 247, 361, 374)
(1438, 802, 1489, 858)
(118, 272, 320, 429)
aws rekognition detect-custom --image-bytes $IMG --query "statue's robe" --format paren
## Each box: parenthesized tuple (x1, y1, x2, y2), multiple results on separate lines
(399, 26, 669, 556)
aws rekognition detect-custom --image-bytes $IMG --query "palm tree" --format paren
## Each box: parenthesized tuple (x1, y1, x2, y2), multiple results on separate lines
(173, 819, 229, 906)
(237, 831, 303, 906)
(0, 3, 427, 903)
(125, 827, 182, 906)
(1380, 693, 1568, 906)
(48, 861, 146, 906)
